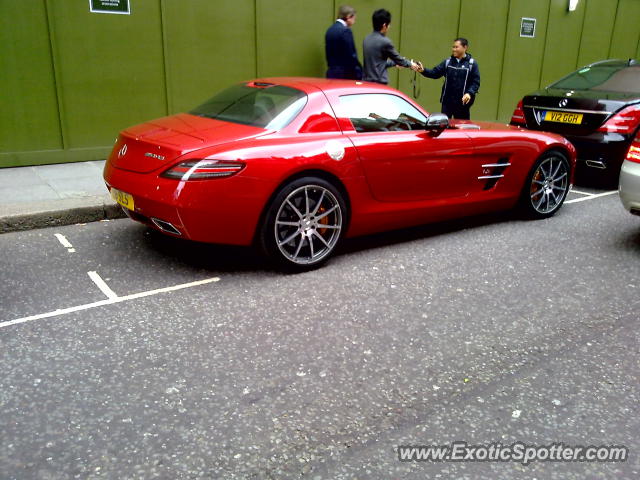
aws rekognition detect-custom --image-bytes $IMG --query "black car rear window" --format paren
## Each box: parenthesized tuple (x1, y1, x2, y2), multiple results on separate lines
(190, 84, 307, 129)
(550, 64, 640, 94)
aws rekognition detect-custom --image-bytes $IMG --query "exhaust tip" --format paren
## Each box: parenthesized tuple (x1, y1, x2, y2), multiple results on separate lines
(585, 160, 606, 169)
(151, 218, 182, 236)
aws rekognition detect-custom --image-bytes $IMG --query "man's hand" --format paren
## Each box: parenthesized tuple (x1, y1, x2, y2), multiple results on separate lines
(411, 61, 424, 73)
(462, 93, 471, 105)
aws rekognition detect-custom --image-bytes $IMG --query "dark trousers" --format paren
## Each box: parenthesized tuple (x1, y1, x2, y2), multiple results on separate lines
(442, 101, 471, 120)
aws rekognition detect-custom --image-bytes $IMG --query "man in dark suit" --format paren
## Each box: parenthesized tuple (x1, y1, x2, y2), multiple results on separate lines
(325, 5, 362, 80)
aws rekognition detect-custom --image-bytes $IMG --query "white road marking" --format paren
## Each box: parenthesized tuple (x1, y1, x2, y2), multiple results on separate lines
(88, 271, 118, 300)
(565, 190, 617, 204)
(54, 233, 76, 253)
(569, 189, 595, 196)
(0, 277, 220, 330)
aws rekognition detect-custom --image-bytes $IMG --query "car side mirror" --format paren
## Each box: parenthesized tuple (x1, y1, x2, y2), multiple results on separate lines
(425, 113, 449, 136)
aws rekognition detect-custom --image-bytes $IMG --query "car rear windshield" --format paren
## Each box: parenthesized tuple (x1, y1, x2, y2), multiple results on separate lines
(189, 83, 307, 129)
(550, 64, 640, 94)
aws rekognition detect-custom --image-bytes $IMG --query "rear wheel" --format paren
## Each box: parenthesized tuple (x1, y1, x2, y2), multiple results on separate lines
(521, 151, 570, 218)
(260, 177, 345, 271)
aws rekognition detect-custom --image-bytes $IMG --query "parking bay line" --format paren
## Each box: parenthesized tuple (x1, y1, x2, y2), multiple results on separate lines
(0, 277, 220, 330)
(54, 233, 76, 253)
(88, 271, 118, 300)
(565, 190, 617, 204)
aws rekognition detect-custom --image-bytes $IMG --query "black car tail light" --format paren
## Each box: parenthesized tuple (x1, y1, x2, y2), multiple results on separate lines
(510, 100, 526, 126)
(626, 136, 640, 163)
(161, 159, 245, 180)
(598, 104, 640, 134)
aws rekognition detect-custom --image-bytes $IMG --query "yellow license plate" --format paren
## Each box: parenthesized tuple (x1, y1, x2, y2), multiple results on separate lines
(544, 110, 583, 124)
(110, 187, 135, 210)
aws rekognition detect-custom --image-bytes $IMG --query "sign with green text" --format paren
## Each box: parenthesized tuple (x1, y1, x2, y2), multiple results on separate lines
(89, 0, 130, 15)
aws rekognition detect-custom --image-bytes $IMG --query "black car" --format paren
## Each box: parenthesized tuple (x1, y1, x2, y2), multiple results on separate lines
(511, 59, 640, 184)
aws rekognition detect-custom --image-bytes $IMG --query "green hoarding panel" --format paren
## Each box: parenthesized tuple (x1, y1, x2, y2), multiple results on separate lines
(398, 0, 461, 114)
(577, 0, 617, 67)
(539, 0, 586, 88)
(0, 0, 62, 161)
(2, 0, 640, 167)
(162, 0, 257, 113)
(497, 0, 550, 122)
(609, 0, 640, 60)
(47, 0, 167, 149)
(459, 0, 509, 121)
(257, 0, 333, 78)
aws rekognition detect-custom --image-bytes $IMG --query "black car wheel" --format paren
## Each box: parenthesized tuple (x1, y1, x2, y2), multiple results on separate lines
(260, 177, 345, 271)
(521, 151, 570, 218)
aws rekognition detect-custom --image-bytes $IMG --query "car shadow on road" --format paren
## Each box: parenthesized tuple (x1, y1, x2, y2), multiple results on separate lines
(336, 210, 517, 259)
(139, 227, 272, 274)
(135, 209, 535, 274)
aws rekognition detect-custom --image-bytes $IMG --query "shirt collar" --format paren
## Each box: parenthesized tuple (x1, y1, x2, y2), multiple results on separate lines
(337, 19, 347, 26)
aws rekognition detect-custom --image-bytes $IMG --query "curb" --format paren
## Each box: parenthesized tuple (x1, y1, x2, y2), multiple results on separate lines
(0, 198, 126, 234)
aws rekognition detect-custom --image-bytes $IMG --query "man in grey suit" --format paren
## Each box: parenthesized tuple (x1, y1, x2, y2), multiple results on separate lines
(363, 8, 418, 84)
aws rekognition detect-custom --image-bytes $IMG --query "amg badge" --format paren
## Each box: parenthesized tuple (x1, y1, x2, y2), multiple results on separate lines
(144, 152, 165, 160)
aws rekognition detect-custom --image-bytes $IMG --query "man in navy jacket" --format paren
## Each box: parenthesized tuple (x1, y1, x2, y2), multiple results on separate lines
(417, 38, 480, 119)
(325, 5, 362, 80)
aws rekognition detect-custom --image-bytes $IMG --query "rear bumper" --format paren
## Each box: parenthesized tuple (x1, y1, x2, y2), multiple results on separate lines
(103, 161, 276, 246)
(619, 160, 640, 215)
(565, 132, 633, 172)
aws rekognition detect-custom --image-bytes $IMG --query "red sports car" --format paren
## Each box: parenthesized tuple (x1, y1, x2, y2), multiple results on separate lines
(104, 78, 576, 270)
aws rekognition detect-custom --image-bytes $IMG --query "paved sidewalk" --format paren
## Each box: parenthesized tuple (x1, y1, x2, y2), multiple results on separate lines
(0, 161, 125, 233)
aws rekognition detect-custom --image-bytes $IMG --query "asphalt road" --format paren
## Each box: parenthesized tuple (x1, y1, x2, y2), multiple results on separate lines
(1, 186, 638, 479)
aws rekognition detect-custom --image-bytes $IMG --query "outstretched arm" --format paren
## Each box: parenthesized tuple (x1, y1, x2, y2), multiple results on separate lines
(419, 59, 447, 79)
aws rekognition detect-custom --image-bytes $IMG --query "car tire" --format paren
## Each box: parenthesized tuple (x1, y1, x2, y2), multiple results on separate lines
(520, 150, 571, 219)
(259, 177, 346, 271)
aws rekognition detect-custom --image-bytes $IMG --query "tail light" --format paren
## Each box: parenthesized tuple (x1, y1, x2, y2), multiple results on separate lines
(161, 159, 245, 180)
(626, 136, 640, 163)
(510, 100, 526, 126)
(598, 104, 640, 134)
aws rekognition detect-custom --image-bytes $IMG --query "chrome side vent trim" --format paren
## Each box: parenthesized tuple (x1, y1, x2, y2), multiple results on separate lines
(151, 218, 182, 236)
(479, 158, 511, 190)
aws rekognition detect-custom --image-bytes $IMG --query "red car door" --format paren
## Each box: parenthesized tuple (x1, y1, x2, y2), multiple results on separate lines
(335, 93, 476, 203)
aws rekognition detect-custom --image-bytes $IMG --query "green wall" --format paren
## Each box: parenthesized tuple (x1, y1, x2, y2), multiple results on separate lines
(1, 0, 639, 167)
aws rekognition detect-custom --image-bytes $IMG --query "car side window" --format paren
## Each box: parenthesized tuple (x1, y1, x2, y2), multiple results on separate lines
(339, 94, 427, 132)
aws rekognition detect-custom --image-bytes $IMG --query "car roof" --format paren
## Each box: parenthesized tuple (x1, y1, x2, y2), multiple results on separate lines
(584, 59, 638, 69)
(246, 77, 403, 95)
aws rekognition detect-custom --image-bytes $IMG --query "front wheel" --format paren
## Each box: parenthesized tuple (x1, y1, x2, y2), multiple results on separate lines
(520, 151, 570, 219)
(259, 177, 346, 271)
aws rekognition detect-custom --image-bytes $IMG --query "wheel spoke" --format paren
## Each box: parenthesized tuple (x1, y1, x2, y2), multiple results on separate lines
(308, 234, 315, 258)
(311, 190, 326, 216)
(304, 187, 311, 215)
(286, 199, 304, 219)
(278, 230, 301, 247)
(276, 220, 299, 227)
(552, 171, 567, 183)
(315, 205, 338, 221)
(292, 236, 305, 259)
(312, 230, 330, 248)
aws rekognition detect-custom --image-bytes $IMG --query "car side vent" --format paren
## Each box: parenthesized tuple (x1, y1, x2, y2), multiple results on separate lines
(478, 157, 511, 190)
